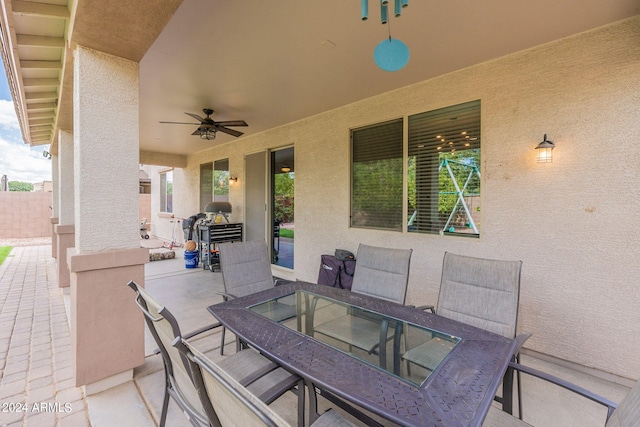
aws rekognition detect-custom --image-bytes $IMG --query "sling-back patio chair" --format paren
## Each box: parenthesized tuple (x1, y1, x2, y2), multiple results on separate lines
(401, 252, 530, 418)
(128, 281, 304, 427)
(484, 362, 640, 427)
(312, 243, 413, 368)
(174, 337, 357, 427)
(217, 240, 296, 355)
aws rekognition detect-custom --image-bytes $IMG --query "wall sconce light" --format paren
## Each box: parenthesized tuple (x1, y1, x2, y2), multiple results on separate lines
(228, 175, 238, 184)
(281, 165, 291, 173)
(535, 134, 555, 163)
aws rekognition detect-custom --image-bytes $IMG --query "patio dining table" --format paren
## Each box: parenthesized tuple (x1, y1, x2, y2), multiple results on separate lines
(207, 281, 517, 427)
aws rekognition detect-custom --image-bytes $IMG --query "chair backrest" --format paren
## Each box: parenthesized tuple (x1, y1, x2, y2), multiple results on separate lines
(219, 240, 275, 298)
(606, 379, 640, 427)
(436, 252, 522, 338)
(174, 338, 290, 427)
(351, 243, 412, 304)
(127, 281, 204, 418)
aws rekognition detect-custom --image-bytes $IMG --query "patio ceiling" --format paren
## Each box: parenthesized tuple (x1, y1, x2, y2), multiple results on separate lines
(2, 0, 639, 156)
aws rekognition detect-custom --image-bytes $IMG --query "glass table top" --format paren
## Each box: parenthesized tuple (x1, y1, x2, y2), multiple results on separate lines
(249, 289, 460, 386)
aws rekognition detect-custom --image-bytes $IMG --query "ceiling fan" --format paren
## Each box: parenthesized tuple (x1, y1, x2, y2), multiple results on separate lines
(160, 108, 248, 140)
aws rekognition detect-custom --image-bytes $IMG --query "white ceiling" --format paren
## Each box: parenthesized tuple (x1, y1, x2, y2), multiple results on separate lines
(139, 0, 640, 156)
(5, 0, 640, 156)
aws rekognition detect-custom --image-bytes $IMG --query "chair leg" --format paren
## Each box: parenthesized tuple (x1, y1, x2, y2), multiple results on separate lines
(160, 378, 170, 427)
(306, 380, 319, 426)
(220, 326, 226, 355)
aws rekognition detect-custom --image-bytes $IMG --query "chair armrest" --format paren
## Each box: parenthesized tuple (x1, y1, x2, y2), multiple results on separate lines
(513, 332, 532, 355)
(183, 322, 223, 340)
(508, 362, 618, 420)
(152, 322, 223, 355)
(215, 291, 237, 301)
(416, 305, 435, 313)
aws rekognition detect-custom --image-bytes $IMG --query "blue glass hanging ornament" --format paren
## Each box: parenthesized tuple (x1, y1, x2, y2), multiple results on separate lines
(374, 37, 410, 72)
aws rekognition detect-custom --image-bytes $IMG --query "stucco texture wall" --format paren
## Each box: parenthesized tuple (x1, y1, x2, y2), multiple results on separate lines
(177, 18, 640, 380)
(74, 47, 140, 252)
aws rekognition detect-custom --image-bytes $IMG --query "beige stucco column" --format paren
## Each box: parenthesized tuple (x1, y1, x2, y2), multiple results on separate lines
(55, 130, 75, 288)
(50, 154, 59, 258)
(68, 46, 147, 392)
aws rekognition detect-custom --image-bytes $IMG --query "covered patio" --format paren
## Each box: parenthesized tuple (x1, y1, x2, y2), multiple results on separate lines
(0, 242, 632, 426)
(1, 0, 639, 425)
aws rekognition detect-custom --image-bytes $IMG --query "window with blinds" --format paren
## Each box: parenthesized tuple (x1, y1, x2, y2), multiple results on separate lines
(351, 119, 403, 231)
(408, 100, 481, 236)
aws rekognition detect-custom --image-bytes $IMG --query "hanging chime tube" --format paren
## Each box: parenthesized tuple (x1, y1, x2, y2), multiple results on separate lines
(401, 0, 409, 7)
(361, 0, 368, 20)
(394, 0, 402, 17)
(380, 2, 388, 24)
(381, 0, 389, 5)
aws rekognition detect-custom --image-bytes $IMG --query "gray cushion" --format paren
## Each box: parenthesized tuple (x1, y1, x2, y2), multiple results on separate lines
(351, 243, 412, 304)
(219, 240, 275, 297)
(437, 252, 522, 338)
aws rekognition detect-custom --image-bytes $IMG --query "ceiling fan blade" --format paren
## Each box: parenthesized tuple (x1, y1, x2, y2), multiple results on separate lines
(185, 112, 205, 122)
(159, 121, 200, 125)
(191, 129, 203, 136)
(215, 126, 244, 137)
(215, 120, 248, 127)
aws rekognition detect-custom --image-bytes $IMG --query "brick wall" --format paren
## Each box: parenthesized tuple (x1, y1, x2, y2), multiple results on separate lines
(0, 193, 152, 239)
(0, 192, 52, 238)
(139, 194, 151, 228)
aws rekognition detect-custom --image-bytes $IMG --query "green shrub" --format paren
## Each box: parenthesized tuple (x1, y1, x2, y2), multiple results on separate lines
(0, 246, 12, 266)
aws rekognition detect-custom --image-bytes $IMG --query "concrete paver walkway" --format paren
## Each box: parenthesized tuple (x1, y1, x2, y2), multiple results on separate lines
(0, 245, 90, 426)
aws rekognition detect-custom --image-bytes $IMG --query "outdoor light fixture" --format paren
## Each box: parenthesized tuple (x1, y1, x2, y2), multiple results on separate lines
(229, 175, 238, 184)
(281, 165, 291, 173)
(535, 134, 555, 163)
(199, 128, 216, 140)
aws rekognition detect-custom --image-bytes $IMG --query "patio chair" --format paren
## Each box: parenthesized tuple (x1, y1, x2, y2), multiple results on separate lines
(174, 337, 357, 427)
(217, 240, 296, 355)
(128, 281, 304, 427)
(312, 243, 413, 367)
(401, 252, 530, 418)
(483, 362, 639, 427)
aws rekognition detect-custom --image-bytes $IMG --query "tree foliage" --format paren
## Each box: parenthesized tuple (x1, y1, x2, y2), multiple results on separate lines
(352, 158, 403, 230)
(274, 172, 294, 223)
(8, 181, 33, 192)
(213, 170, 229, 197)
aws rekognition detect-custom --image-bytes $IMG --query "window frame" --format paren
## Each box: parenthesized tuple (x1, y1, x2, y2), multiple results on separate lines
(160, 169, 173, 214)
(350, 100, 481, 237)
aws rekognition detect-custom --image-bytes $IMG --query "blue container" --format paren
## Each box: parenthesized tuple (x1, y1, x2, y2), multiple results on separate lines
(184, 250, 199, 269)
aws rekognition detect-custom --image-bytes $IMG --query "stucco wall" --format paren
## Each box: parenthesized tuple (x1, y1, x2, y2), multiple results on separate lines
(174, 18, 640, 380)
(74, 47, 140, 252)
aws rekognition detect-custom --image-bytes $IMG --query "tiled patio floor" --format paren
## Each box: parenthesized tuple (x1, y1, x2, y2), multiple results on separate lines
(0, 242, 633, 426)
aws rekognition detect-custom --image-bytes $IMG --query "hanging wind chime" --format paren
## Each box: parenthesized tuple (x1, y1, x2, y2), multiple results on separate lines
(361, 0, 410, 72)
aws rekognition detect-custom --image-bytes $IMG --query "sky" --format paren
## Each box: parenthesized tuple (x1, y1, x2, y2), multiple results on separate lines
(0, 62, 52, 184)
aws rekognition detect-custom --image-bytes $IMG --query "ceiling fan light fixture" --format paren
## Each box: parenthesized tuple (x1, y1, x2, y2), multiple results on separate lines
(200, 128, 217, 140)
(160, 107, 248, 140)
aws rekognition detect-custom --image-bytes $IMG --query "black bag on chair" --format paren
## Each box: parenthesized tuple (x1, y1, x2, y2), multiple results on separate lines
(317, 254, 356, 290)
(334, 249, 355, 262)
